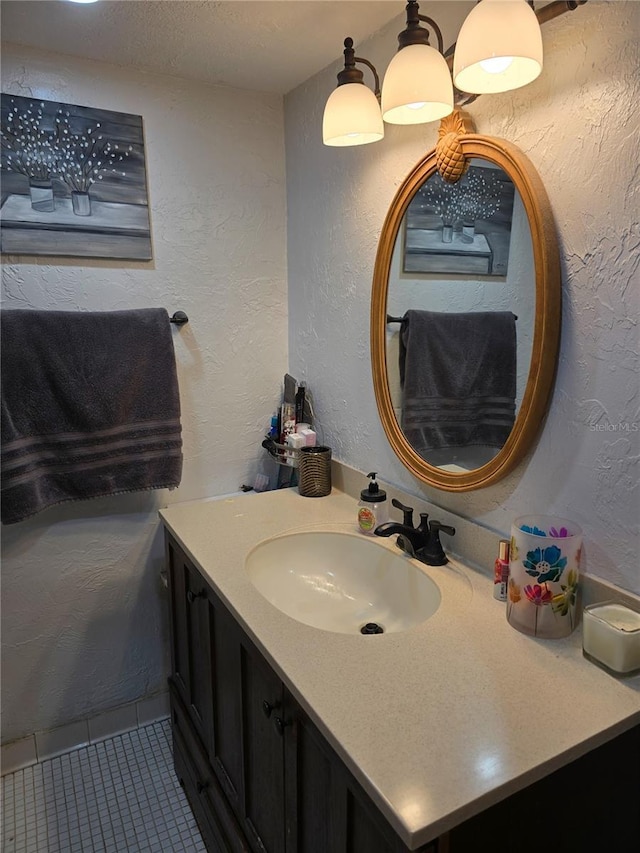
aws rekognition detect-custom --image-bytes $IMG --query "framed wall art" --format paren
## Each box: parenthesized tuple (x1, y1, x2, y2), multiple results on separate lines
(403, 162, 515, 277)
(1, 95, 152, 260)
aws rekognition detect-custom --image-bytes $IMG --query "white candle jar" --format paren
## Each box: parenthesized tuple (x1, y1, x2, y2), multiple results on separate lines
(582, 602, 640, 676)
(507, 515, 582, 639)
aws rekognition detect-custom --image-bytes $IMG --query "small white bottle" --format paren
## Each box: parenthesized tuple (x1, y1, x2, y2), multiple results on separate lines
(286, 432, 304, 466)
(357, 472, 388, 535)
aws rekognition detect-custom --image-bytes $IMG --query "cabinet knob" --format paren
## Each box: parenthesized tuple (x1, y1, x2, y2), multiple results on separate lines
(187, 589, 206, 604)
(262, 699, 274, 718)
(273, 716, 290, 736)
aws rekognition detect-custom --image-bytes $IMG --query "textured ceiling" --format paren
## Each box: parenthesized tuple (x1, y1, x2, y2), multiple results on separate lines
(0, 0, 403, 94)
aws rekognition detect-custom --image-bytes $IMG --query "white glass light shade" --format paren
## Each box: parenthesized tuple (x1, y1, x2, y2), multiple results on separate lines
(381, 44, 454, 126)
(453, 0, 543, 95)
(322, 83, 384, 147)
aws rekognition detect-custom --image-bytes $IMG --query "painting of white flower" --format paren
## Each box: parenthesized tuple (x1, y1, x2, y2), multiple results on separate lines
(1, 95, 152, 260)
(402, 162, 515, 276)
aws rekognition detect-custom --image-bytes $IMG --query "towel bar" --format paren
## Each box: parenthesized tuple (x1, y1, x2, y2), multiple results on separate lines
(386, 313, 517, 324)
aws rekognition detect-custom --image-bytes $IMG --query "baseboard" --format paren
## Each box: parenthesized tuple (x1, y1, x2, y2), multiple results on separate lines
(1, 689, 170, 776)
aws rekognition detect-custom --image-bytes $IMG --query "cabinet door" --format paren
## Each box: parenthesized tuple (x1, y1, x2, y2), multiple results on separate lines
(208, 594, 244, 812)
(283, 689, 336, 853)
(284, 689, 439, 853)
(241, 641, 287, 853)
(166, 535, 213, 753)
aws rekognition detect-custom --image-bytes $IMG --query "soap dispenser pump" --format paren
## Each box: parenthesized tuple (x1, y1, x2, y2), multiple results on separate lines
(358, 472, 388, 535)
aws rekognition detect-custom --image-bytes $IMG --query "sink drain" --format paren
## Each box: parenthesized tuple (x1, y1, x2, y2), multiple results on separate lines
(360, 622, 384, 635)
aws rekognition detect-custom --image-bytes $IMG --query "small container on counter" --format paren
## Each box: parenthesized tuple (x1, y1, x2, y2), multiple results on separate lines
(357, 472, 388, 535)
(582, 602, 640, 676)
(298, 446, 332, 497)
(507, 515, 582, 639)
(493, 539, 510, 601)
(286, 432, 304, 467)
(280, 402, 296, 443)
(296, 427, 317, 446)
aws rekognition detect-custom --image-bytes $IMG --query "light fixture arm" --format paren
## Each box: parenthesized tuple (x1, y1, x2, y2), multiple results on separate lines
(416, 15, 444, 54)
(396, 1, 444, 53)
(337, 37, 381, 99)
(354, 56, 381, 100)
(536, 0, 588, 25)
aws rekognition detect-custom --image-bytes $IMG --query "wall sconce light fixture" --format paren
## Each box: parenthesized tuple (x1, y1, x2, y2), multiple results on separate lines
(453, 0, 542, 94)
(381, 4, 453, 125)
(323, 0, 587, 147)
(323, 38, 384, 146)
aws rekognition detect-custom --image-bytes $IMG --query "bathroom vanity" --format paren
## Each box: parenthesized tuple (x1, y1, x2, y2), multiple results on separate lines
(160, 487, 640, 852)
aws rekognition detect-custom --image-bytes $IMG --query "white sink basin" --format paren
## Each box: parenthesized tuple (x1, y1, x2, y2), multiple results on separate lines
(245, 530, 441, 635)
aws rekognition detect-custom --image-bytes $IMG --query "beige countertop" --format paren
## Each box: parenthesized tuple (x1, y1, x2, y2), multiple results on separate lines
(160, 486, 640, 850)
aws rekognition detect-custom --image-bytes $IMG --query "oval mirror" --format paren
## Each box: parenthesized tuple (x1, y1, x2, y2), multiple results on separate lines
(371, 133, 561, 491)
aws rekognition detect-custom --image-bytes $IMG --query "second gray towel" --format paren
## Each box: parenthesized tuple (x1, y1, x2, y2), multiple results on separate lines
(399, 309, 516, 458)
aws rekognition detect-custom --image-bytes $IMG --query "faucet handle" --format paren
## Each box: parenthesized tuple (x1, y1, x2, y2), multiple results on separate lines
(429, 520, 455, 538)
(421, 520, 456, 566)
(391, 498, 414, 528)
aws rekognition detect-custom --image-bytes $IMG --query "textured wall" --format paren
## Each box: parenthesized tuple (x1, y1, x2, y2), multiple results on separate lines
(1, 44, 288, 742)
(286, 1, 639, 594)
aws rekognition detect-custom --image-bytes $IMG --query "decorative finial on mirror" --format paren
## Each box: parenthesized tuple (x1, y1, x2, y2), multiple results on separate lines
(435, 109, 475, 183)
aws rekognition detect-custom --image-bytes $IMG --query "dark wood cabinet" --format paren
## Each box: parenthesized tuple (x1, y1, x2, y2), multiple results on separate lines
(166, 537, 213, 751)
(165, 531, 638, 853)
(241, 642, 287, 853)
(165, 531, 439, 853)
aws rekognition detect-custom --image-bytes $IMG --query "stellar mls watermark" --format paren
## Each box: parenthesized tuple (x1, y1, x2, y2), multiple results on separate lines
(589, 422, 639, 432)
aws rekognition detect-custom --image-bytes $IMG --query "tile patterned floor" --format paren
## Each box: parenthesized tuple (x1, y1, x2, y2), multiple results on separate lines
(1, 719, 207, 853)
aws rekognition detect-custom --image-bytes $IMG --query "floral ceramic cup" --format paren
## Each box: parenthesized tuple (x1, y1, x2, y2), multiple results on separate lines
(507, 515, 582, 639)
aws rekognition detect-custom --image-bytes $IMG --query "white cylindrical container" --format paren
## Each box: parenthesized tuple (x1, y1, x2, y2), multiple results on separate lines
(582, 602, 640, 676)
(286, 432, 304, 467)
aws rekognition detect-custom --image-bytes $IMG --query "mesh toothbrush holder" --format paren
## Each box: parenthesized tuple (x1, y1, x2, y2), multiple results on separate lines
(298, 446, 332, 498)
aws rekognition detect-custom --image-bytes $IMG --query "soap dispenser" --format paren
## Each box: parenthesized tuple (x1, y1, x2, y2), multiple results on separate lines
(358, 472, 388, 535)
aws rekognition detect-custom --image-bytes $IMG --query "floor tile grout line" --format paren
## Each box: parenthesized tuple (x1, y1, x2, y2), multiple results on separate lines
(96, 741, 122, 838)
(41, 759, 58, 852)
(121, 737, 148, 845)
(117, 731, 147, 851)
(88, 741, 115, 852)
(131, 734, 176, 844)
(60, 751, 81, 850)
(70, 743, 102, 851)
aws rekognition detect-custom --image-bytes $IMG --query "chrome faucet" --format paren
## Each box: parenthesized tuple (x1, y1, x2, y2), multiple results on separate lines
(374, 498, 455, 566)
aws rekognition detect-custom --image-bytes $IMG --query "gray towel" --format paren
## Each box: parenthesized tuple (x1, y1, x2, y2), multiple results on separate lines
(399, 310, 516, 456)
(1, 308, 183, 524)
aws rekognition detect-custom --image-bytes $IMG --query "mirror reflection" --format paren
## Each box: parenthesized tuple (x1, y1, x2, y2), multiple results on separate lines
(385, 159, 535, 473)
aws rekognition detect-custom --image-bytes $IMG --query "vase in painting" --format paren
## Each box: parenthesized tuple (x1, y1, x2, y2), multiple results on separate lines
(71, 191, 91, 216)
(29, 178, 55, 212)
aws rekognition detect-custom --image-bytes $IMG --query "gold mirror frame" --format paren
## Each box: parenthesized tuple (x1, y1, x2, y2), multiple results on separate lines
(371, 133, 561, 491)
